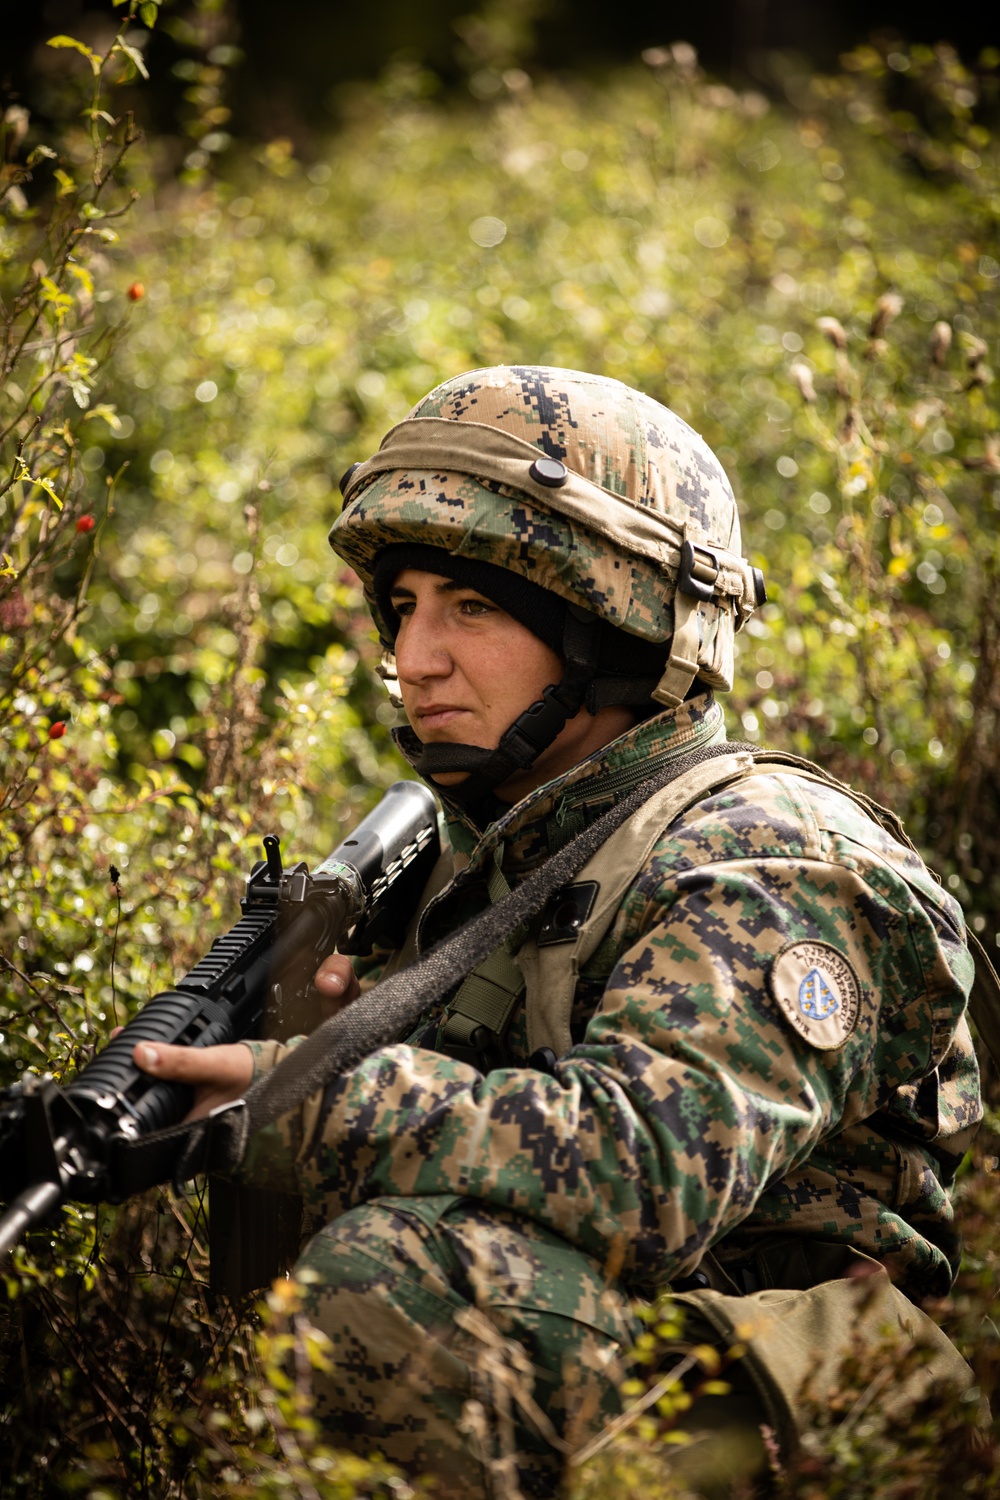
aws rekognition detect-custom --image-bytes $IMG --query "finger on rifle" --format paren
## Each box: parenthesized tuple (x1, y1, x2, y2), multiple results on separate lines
(132, 1040, 253, 1091)
(314, 952, 360, 1000)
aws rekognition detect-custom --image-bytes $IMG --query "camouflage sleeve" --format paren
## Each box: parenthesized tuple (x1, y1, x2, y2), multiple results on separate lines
(250, 817, 975, 1288)
(351, 944, 397, 991)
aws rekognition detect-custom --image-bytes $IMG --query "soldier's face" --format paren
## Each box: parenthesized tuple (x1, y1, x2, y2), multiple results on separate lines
(389, 568, 630, 799)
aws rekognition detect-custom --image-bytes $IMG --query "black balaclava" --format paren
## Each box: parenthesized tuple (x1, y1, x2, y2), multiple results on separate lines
(372, 543, 667, 813)
(373, 544, 567, 657)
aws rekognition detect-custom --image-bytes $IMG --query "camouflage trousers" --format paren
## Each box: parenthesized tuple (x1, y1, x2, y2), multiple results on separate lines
(292, 1193, 779, 1498)
(294, 1192, 640, 1496)
(292, 1196, 975, 1498)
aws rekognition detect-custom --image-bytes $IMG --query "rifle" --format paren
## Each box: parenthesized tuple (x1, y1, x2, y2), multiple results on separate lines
(0, 780, 440, 1282)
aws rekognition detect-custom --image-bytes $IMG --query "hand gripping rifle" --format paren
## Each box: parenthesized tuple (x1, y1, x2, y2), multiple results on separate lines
(0, 781, 439, 1286)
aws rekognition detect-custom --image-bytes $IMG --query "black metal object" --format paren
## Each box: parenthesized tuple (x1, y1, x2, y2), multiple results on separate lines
(0, 781, 439, 1263)
(528, 456, 569, 487)
(677, 538, 721, 603)
(536, 881, 600, 946)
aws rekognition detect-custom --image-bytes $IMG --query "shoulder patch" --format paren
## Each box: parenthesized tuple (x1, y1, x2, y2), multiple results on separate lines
(768, 941, 861, 1050)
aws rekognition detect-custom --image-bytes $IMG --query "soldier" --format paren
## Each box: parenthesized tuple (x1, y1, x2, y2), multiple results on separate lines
(133, 366, 982, 1496)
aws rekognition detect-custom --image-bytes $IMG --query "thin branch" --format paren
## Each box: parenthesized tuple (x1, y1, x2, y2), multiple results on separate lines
(109, 866, 122, 1030)
(568, 1352, 699, 1466)
(0, 954, 82, 1045)
(38, 1286, 148, 1453)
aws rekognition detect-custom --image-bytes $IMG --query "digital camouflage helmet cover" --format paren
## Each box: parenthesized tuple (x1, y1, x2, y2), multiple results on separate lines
(331, 365, 764, 799)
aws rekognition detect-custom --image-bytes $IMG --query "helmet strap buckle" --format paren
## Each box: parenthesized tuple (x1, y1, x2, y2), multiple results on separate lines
(678, 539, 721, 603)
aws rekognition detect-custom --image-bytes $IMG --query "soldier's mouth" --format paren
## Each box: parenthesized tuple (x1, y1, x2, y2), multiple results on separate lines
(415, 705, 472, 731)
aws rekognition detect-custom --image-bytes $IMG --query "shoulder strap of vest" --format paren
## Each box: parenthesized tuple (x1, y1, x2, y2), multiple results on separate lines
(436, 849, 526, 1066)
(517, 749, 757, 1057)
(517, 748, 1000, 1071)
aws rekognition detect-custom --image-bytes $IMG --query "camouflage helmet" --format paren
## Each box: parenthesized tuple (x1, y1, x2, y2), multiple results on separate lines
(331, 365, 763, 712)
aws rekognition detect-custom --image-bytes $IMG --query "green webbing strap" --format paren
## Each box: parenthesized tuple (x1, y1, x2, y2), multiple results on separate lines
(438, 847, 525, 1063)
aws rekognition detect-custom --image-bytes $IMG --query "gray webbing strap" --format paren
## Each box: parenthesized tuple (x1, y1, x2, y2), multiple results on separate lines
(438, 849, 525, 1060)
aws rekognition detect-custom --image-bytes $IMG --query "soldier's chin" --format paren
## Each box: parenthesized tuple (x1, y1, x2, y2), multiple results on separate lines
(428, 769, 471, 786)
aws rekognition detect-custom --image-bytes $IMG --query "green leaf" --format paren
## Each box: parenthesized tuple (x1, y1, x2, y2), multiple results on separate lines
(139, 2, 159, 27)
(18, 466, 64, 510)
(46, 35, 101, 75)
(84, 404, 122, 431)
(39, 275, 73, 310)
(68, 262, 95, 297)
(113, 40, 149, 81)
(47, 34, 96, 58)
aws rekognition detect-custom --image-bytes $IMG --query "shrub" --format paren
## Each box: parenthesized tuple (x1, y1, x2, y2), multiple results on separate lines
(1, 12, 998, 1495)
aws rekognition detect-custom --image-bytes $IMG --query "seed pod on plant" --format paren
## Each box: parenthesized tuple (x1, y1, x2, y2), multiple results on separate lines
(817, 316, 848, 350)
(963, 334, 988, 370)
(790, 362, 816, 402)
(48, 721, 67, 740)
(75, 513, 96, 534)
(4, 105, 29, 152)
(930, 321, 953, 366)
(869, 292, 904, 338)
(671, 41, 698, 74)
(816, 316, 853, 397)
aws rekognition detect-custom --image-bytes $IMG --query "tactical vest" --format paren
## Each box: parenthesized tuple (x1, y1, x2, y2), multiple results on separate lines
(417, 748, 1000, 1074)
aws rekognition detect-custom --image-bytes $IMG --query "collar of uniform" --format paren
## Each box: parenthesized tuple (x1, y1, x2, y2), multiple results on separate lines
(443, 692, 726, 883)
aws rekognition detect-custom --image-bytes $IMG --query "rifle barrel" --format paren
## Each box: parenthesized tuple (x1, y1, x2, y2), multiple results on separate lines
(0, 1178, 63, 1257)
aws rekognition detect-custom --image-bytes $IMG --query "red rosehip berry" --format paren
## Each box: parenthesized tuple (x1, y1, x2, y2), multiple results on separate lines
(127, 282, 145, 301)
(76, 514, 96, 534)
(48, 721, 67, 740)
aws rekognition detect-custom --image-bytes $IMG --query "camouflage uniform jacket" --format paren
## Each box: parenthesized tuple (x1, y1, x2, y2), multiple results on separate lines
(246, 693, 982, 1301)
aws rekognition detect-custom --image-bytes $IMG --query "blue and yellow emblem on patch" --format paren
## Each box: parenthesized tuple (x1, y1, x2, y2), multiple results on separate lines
(768, 941, 861, 1049)
(799, 967, 839, 1020)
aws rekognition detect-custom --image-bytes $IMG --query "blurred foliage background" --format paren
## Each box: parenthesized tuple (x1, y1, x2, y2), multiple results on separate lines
(1, 1, 999, 1494)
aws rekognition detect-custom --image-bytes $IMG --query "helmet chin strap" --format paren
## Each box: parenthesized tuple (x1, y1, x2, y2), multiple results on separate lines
(394, 608, 599, 810)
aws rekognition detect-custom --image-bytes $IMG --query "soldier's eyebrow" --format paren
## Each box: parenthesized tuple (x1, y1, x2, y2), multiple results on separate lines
(389, 579, 478, 600)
